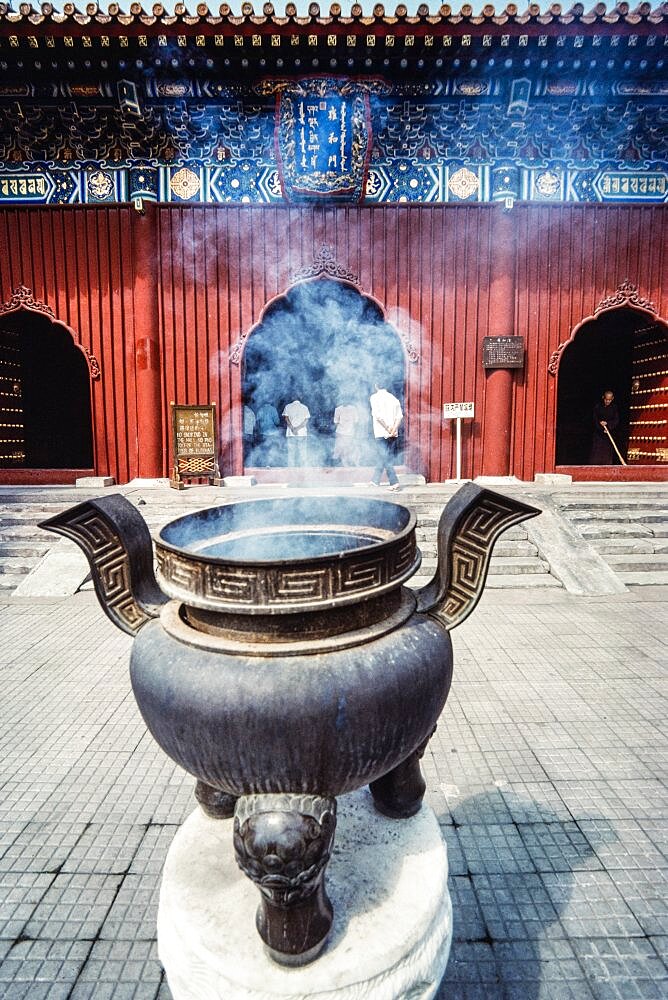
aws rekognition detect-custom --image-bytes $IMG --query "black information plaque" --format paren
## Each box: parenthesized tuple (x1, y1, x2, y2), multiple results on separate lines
(482, 336, 525, 369)
(170, 402, 222, 489)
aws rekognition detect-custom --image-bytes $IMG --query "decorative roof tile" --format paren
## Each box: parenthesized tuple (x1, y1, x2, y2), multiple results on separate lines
(0, 3, 666, 29)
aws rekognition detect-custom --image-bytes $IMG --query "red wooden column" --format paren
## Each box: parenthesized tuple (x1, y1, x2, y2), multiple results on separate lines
(132, 203, 163, 478)
(482, 206, 516, 476)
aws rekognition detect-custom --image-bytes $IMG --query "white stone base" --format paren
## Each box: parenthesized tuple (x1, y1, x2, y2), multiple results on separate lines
(223, 475, 257, 487)
(75, 476, 115, 488)
(158, 788, 452, 1000)
(534, 473, 573, 485)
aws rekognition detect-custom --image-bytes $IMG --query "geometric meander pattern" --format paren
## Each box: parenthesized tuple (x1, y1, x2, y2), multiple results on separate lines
(155, 533, 418, 609)
(51, 508, 152, 635)
(438, 496, 530, 630)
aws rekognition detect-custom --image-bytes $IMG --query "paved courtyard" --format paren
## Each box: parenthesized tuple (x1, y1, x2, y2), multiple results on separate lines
(0, 556, 666, 996)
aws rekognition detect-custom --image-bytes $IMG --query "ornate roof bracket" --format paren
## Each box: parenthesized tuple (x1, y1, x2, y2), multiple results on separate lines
(0, 284, 101, 380)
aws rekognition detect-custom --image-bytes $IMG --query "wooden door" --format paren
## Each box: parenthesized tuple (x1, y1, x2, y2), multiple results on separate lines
(627, 322, 668, 465)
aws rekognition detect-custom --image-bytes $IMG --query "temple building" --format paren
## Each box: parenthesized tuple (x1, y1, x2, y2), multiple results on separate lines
(0, 2, 666, 484)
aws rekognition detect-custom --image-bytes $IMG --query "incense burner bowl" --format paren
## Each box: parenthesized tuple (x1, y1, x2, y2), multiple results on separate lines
(42, 486, 538, 966)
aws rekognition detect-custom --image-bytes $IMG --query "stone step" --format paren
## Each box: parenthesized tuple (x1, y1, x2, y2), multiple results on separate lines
(0, 523, 51, 540)
(0, 541, 50, 558)
(0, 573, 30, 591)
(416, 512, 527, 538)
(418, 556, 551, 576)
(577, 522, 656, 539)
(567, 510, 668, 524)
(558, 498, 668, 510)
(416, 539, 536, 558)
(0, 556, 39, 576)
(592, 538, 668, 555)
(603, 553, 668, 572)
(619, 570, 668, 586)
(409, 573, 562, 590)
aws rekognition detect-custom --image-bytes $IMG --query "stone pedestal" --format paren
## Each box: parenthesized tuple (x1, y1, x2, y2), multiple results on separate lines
(158, 787, 452, 1000)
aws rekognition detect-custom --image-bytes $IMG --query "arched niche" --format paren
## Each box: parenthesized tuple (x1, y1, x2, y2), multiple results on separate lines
(240, 277, 407, 469)
(552, 286, 668, 468)
(0, 287, 96, 471)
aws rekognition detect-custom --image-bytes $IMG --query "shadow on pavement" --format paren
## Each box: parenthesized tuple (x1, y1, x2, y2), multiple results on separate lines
(434, 789, 615, 1000)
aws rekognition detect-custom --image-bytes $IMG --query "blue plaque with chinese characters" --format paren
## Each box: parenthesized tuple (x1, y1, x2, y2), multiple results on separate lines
(274, 79, 372, 202)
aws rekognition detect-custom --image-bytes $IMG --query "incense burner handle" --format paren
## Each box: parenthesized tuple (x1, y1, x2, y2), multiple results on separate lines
(415, 483, 540, 630)
(39, 494, 167, 636)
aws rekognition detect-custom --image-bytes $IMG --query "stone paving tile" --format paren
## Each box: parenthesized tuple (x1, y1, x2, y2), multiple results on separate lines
(639, 817, 668, 856)
(472, 873, 563, 941)
(572, 937, 668, 1000)
(442, 786, 514, 827)
(156, 978, 171, 1000)
(457, 823, 536, 875)
(60, 823, 147, 875)
(635, 747, 668, 781)
(0, 871, 55, 939)
(68, 939, 163, 1000)
(431, 748, 495, 786)
(0, 819, 28, 859)
(24, 873, 123, 940)
(0, 939, 89, 997)
(499, 782, 574, 825)
(85, 717, 147, 754)
(607, 868, 668, 936)
(449, 875, 487, 941)
(149, 773, 196, 826)
(436, 940, 501, 999)
(432, 714, 481, 753)
(460, 699, 515, 725)
(468, 722, 533, 753)
(579, 818, 668, 871)
(0, 823, 87, 875)
(590, 719, 665, 749)
(533, 747, 641, 783)
(476, 749, 549, 785)
(554, 779, 668, 822)
(542, 871, 644, 939)
(517, 822, 603, 874)
(99, 874, 162, 941)
(0, 781, 70, 826)
(440, 825, 467, 878)
(129, 826, 179, 877)
(520, 722, 619, 751)
(648, 935, 668, 962)
(493, 938, 596, 1000)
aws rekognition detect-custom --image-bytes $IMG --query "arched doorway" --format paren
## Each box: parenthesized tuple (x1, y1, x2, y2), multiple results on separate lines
(555, 306, 668, 469)
(242, 278, 405, 470)
(0, 308, 94, 472)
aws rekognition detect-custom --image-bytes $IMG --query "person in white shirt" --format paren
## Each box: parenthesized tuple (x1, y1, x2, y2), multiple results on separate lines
(243, 405, 256, 457)
(332, 401, 360, 466)
(282, 398, 310, 467)
(369, 382, 402, 490)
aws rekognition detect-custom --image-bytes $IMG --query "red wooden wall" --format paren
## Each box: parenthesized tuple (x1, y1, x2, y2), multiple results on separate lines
(1, 202, 666, 483)
(155, 203, 499, 481)
(513, 205, 668, 481)
(0, 205, 139, 483)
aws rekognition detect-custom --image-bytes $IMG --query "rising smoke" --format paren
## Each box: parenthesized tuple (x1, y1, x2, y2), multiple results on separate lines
(241, 277, 407, 469)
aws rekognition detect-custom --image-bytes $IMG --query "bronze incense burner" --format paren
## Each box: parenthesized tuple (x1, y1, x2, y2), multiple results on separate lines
(41, 484, 538, 966)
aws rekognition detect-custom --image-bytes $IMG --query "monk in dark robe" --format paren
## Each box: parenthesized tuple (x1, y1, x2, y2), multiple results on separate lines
(590, 389, 621, 464)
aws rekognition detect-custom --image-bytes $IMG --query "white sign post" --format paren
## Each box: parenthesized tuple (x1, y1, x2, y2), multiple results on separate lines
(442, 402, 475, 481)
